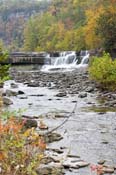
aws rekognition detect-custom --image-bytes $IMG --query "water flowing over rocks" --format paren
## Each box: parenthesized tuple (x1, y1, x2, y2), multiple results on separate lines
(3, 67, 116, 175)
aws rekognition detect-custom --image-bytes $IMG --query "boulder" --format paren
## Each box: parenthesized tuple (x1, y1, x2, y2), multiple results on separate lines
(3, 97, 13, 105)
(10, 83, 18, 88)
(5, 89, 18, 96)
(18, 90, 25, 95)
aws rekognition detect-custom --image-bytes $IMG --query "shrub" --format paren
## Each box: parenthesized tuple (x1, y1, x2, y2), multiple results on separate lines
(0, 47, 10, 85)
(89, 53, 116, 90)
(0, 116, 46, 175)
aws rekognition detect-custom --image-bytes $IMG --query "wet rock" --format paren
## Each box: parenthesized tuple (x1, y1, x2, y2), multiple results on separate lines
(63, 158, 89, 169)
(102, 140, 109, 144)
(18, 90, 25, 95)
(48, 98, 52, 101)
(10, 83, 18, 88)
(103, 167, 114, 174)
(24, 119, 38, 129)
(39, 121, 48, 130)
(85, 86, 94, 93)
(5, 89, 18, 96)
(3, 97, 13, 105)
(78, 92, 87, 98)
(28, 83, 38, 87)
(55, 92, 67, 97)
(72, 100, 77, 103)
(98, 160, 106, 165)
(45, 133, 63, 143)
(55, 114, 66, 118)
(18, 96, 27, 99)
(67, 155, 80, 158)
(30, 94, 44, 97)
(36, 164, 64, 175)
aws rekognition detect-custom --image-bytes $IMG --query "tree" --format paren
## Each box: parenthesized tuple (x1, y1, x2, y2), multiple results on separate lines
(0, 45, 10, 85)
(96, 6, 116, 55)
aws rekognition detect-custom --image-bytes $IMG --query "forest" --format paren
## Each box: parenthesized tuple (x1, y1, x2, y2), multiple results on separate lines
(0, 0, 116, 55)
(0, 0, 51, 51)
(0, 0, 115, 56)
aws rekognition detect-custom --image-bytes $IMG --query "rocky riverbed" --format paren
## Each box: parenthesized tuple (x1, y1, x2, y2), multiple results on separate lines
(2, 66, 116, 175)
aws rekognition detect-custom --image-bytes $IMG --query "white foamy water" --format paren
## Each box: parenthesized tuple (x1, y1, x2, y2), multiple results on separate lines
(41, 51, 89, 72)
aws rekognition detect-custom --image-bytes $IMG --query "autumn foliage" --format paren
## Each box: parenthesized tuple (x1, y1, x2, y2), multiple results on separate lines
(0, 116, 46, 175)
(23, 0, 116, 55)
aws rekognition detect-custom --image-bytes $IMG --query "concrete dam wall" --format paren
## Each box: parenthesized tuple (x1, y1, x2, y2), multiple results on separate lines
(7, 52, 48, 65)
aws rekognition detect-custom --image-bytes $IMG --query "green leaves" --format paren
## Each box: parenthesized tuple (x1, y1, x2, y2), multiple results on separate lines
(89, 53, 116, 90)
(0, 47, 10, 84)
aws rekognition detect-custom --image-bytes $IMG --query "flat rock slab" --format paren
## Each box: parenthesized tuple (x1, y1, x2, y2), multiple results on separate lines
(63, 157, 89, 169)
(103, 167, 114, 174)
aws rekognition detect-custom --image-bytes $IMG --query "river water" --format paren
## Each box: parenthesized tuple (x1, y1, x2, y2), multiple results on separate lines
(3, 65, 116, 175)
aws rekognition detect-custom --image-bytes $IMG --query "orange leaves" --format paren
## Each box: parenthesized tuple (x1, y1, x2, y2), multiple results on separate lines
(0, 117, 24, 136)
(0, 116, 46, 174)
(0, 151, 6, 161)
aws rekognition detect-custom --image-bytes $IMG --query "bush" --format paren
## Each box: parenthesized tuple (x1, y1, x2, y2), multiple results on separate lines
(89, 53, 116, 90)
(0, 116, 46, 175)
(0, 47, 10, 84)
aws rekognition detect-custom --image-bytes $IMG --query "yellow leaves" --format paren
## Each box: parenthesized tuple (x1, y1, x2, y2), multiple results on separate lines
(0, 116, 46, 174)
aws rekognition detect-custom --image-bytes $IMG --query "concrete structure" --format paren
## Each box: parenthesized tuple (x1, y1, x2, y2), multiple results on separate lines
(7, 52, 47, 65)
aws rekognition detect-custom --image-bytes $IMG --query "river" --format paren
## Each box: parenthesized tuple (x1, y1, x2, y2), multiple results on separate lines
(3, 64, 116, 175)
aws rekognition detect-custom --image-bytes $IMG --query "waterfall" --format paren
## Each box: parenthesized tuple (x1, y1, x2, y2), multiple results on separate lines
(41, 51, 89, 72)
(80, 51, 89, 65)
(54, 51, 77, 66)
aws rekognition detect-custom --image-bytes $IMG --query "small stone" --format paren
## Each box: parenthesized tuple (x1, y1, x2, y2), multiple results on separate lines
(39, 121, 48, 130)
(102, 141, 109, 144)
(98, 160, 106, 165)
(67, 155, 80, 158)
(103, 167, 114, 173)
(10, 83, 18, 88)
(55, 92, 67, 97)
(55, 114, 66, 118)
(18, 90, 25, 95)
(78, 92, 87, 98)
(48, 99, 52, 101)
(85, 87, 94, 93)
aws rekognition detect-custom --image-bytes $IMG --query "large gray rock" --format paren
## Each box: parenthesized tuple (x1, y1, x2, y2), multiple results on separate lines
(3, 97, 13, 105)
(5, 89, 18, 96)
